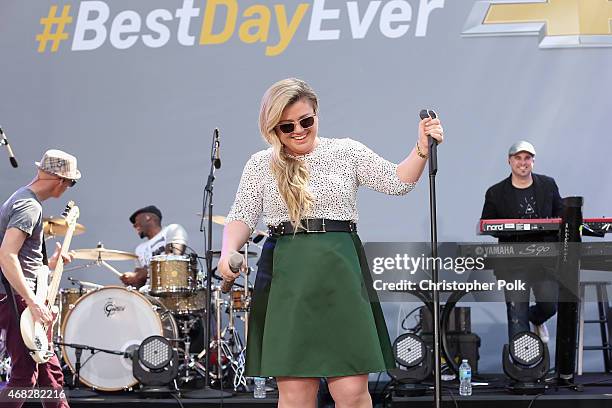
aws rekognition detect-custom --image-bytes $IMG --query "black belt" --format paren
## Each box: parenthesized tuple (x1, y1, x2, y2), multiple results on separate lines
(268, 219, 357, 236)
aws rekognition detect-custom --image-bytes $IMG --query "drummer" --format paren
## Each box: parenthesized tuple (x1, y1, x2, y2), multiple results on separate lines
(120, 205, 188, 288)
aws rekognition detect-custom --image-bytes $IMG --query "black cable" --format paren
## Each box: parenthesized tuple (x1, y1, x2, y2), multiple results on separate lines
(445, 387, 459, 408)
(373, 371, 382, 397)
(75, 350, 97, 371)
(169, 392, 185, 408)
(526, 392, 544, 408)
(400, 306, 424, 332)
(380, 378, 396, 408)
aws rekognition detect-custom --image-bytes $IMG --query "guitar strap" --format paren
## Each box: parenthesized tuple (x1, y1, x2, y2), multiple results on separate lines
(0, 233, 49, 331)
(1, 270, 21, 329)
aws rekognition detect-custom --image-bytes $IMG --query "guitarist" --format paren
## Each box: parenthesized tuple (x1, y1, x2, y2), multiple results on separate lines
(0, 149, 80, 408)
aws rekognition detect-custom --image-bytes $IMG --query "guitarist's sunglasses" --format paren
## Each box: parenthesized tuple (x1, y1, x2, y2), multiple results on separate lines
(40, 176, 77, 187)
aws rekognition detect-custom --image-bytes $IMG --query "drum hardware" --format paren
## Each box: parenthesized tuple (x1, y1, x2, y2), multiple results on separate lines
(150, 254, 198, 296)
(73, 242, 137, 261)
(72, 242, 137, 278)
(61, 286, 178, 391)
(221, 299, 248, 391)
(191, 287, 231, 383)
(158, 290, 207, 315)
(176, 317, 200, 383)
(67, 277, 103, 289)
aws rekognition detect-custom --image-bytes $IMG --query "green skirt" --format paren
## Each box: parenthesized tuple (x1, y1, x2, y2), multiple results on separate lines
(244, 231, 395, 377)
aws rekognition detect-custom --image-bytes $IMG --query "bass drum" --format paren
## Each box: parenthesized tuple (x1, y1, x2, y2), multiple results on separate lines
(61, 286, 178, 391)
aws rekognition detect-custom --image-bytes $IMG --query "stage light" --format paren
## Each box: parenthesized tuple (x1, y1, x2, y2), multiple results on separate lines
(389, 333, 432, 397)
(502, 331, 549, 394)
(133, 335, 179, 390)
(394, 333, 426, 368)
(140, 336, 172, 370)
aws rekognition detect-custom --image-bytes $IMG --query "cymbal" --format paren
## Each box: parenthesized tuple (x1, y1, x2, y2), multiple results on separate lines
(43, 217, 86, 237)
(211, 250, 258, 259)
(196, 214, 226, 226)
(73, 244, 137, 261)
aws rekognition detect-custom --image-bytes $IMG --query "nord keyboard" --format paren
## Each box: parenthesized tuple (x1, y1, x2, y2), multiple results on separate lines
(478, 218, 612, 235)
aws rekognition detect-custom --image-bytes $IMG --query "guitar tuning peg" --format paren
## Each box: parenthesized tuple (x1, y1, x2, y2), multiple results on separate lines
(62, 201, 75, 217)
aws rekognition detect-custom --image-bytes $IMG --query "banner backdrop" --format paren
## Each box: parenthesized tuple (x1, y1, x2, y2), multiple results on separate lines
(1, 0, 611, 372)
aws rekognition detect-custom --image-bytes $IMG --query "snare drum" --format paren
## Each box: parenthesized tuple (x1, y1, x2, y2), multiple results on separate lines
(61, 286, 178, 391)
(231, 288, 252, 311)
(158, 289, 207, 315)
(150, 254, 196, 296)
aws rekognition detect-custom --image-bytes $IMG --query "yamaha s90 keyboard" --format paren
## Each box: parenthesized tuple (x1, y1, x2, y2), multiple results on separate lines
(458, 241, 612, 271)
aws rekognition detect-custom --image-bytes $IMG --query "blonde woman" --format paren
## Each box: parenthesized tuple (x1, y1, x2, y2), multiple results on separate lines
(219, 78, 443, 408)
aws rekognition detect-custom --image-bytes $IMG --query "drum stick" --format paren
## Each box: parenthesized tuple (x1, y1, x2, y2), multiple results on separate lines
(101, 260, 123, 277)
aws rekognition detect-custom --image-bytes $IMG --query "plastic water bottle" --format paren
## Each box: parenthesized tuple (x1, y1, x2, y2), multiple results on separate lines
(254, 377, 266, 399)
(459, 359, 472, 396)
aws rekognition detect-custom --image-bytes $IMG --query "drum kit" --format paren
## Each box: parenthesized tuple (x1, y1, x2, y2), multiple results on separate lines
(43, 215, 262, 392)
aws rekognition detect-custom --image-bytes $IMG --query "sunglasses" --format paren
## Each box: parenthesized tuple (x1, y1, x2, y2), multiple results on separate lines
(40, 176, 77, 187)
(276, 115, 316, 134)
(65, 178, 77, 187)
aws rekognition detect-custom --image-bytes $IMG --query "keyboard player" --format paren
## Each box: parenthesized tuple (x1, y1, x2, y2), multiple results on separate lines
(481, 141, 562, 344)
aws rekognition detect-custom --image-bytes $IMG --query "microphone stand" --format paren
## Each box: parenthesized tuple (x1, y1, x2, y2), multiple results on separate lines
(422, 110, 442, 408)
(55, 341, 127, 398)
(185, 130, 231, 399)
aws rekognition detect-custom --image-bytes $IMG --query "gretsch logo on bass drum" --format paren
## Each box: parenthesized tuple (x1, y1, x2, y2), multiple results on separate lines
(104, 298, 126, 317)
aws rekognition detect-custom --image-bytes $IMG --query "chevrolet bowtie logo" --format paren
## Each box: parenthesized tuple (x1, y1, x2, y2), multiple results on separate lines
(463, 0, 612, 48)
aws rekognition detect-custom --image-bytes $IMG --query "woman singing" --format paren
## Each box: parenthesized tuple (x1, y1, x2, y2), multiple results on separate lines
(219, 78, 443, 407)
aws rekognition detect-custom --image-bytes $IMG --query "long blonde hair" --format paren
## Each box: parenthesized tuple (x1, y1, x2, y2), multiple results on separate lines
(259, 78, 318, 228)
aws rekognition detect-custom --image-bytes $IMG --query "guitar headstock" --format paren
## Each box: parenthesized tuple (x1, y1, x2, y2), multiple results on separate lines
(62, 201, 80, 228)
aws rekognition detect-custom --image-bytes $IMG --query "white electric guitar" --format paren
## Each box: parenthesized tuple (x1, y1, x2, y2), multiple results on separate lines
(20, 202, 79, 363)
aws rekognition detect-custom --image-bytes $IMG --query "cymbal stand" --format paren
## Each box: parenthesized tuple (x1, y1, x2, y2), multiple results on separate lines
(223, 267, 254, 391)
(211, 286, 233, 384)
(178, 317, 198, 383)
(219, 292, 247, 391)
(225, 313, 247, 391)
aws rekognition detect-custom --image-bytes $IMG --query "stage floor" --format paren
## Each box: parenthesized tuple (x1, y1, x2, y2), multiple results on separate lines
(13, 373, 612, 407)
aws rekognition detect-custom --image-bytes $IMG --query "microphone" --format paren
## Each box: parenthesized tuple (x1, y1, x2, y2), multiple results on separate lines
(221, 251, 244, 293)
(419, 109, 438, 175)
(0, 126, 18, 168)
(213, 128, 221, 169)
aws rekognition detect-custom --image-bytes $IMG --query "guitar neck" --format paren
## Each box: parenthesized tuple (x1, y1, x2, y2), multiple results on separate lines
(46, 227, 75, 307)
